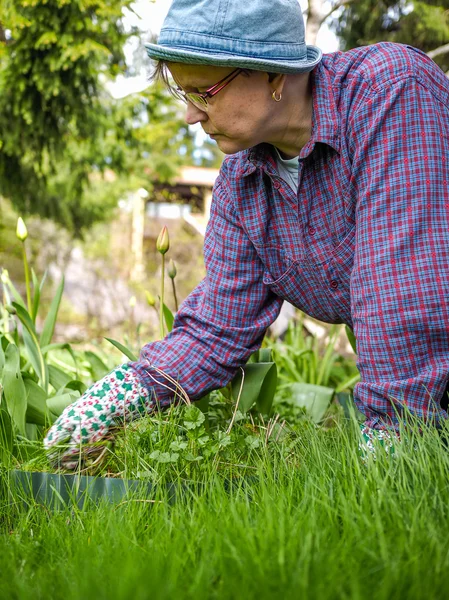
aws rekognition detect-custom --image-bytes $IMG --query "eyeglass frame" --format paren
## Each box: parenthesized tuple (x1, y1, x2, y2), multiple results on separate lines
(175, 68, 245, 111)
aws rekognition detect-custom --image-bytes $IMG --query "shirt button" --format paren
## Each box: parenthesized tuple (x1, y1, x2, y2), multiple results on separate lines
(330, 280, 339, 290)
(273, 180, 281, 189)
(308, 226, 316, 235)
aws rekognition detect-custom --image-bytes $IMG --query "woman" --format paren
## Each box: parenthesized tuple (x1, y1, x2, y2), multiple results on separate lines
(45, 0, 449, 467)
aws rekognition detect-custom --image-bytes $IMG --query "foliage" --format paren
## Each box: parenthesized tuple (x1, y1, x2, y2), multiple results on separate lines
(336, 0, 449, 72)
(266, 315, 360, 423)
(0, 219, 114, 453)
(0, 0, 129, 231)
(2, 419, 449, 599)
(0, 1, 194, 235)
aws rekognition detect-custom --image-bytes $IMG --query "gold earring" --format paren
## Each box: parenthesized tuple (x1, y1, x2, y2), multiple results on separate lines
(272, 90, 282, 102)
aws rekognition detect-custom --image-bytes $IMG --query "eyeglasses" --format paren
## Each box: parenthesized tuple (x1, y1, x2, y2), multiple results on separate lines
(175, 68, 244, 111)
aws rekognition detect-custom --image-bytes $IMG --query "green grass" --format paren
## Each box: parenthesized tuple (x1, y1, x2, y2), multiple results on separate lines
(1, 416, 449, 600)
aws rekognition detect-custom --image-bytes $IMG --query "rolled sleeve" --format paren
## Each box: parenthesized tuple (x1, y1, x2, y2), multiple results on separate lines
(350, 75, 449, 428)
(130, 164, 283, 404)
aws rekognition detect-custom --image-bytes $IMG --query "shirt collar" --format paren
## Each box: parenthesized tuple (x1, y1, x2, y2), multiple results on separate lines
(244, 58, 340, 172)
(303, 60, 341, 157)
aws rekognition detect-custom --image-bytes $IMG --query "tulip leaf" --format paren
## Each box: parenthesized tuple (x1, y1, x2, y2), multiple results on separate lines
(162, 303, 174, 333)
(3, 276, 26, 309)
(31, 268, 40, 323)
(65, 380, 87, 395)
(345, 325, 357, 354)
(0, 392, 14, 458)
(0, 338, 5, 373)
(11, 302, 48, 391)
(104, 338, 138, 362)
(2, 343, 27, 436)
(47, 391, 80, 417)
(84, 350, 109, 380)
(48, 364, 72, 391)
(40, 276, 64, 348)
(231, 361, 277, 414)
(288, 383, 335, 423)
(24, 378, 54, 426)
(25, 423, 40, 441)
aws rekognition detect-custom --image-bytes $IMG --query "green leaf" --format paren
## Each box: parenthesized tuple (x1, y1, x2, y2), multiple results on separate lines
(345, 325, 357, 354)
(335, 392, 365, 421)
(183, 405, 206, 430)
(196, 393, 210, 414)
(84, 350, 109, 380)
(163, 303, 174, 333)
(25, 423, 40, 441)
(47, 391, 80, 418)
(288, 383, 335, 423)
(40, 276, 64, 348)
(0, 338, 5, 374)
(24, 378, 54, 426)
(11, 302, 48, 390)
(22, 326, 47, 389)
(104, 338, 138, 362)
(31, 268, 40, 323)
(231, 362, 278, 414)
(258, 348, 273, 363)
(0, 390, 14, 458)
(2, 343, 27, 436)
(65, 380, 87, 395)
(3, 276, 26, 310)
(48, 364, 72, 391)
(42, 342, 79, 380)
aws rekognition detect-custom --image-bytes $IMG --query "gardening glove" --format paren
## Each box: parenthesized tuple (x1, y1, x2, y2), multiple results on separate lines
(43, 363, 154, 470)
(358, 423, 399, 464)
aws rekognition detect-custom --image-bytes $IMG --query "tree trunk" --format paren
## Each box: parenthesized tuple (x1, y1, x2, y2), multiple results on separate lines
(305, 0, 324, 45)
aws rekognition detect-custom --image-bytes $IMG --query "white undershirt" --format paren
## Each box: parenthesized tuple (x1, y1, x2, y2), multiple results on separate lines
(274, 147, 300, 193)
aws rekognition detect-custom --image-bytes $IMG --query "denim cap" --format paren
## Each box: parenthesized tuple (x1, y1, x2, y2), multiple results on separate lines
(145, 0, 322, 74)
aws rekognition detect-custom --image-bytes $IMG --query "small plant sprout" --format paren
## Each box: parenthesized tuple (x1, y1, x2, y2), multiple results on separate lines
(156, 226, 170, 339)
(16, 217, 32, 315)
(168, 259, 178, 312)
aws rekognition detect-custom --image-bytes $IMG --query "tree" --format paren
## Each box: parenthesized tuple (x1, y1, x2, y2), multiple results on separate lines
(335, 1, 449, 72)
(0, 0, 194, 236)
(0, 0, 136, 233)
(305, 0, 352, 45)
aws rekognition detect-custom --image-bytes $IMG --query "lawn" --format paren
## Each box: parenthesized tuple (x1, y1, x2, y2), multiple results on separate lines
(1, 416, 449, 600)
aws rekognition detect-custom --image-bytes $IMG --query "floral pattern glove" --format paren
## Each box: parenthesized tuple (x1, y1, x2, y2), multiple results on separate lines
(43, 364, 154, 469)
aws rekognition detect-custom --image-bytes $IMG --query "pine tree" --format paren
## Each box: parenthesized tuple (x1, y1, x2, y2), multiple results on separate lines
(335, 1, 449, 73)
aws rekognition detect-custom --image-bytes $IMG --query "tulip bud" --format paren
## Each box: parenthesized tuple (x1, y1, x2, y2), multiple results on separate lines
(156, 226, 170, 255)
(16, 217, 28, 242)
(168, 259, 177, 279)
(1, 269, 9, 284)
(145, 291, 156, 307)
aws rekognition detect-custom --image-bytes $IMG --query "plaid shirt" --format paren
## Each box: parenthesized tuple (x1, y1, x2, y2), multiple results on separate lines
(132, 42, 449, 430)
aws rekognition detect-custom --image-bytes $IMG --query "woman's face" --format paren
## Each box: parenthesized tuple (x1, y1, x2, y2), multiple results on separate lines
(167, 63, 288, 155)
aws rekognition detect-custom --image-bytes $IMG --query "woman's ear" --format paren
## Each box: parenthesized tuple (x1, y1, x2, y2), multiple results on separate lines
(268, 73, 287, 95)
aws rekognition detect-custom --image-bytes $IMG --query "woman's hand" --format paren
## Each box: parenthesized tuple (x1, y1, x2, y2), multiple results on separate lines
(43, 364, 153, 470)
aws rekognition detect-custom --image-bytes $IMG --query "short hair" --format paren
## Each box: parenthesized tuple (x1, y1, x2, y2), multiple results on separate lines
(149, 60, 279, 100)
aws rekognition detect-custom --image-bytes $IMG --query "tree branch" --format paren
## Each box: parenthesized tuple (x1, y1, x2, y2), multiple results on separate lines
(427, 43, 449, 59)
(321, 0, 355, 23)
(0, 22, 6, 43)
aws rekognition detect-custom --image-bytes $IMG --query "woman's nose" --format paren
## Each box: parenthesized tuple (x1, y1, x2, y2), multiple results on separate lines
(185, 102, 208, 125)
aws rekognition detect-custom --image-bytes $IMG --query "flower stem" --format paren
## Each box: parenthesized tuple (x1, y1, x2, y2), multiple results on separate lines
(171, 278, 178, 312)
(159, 254, 165, 339)
(22, 243, 32, 316)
